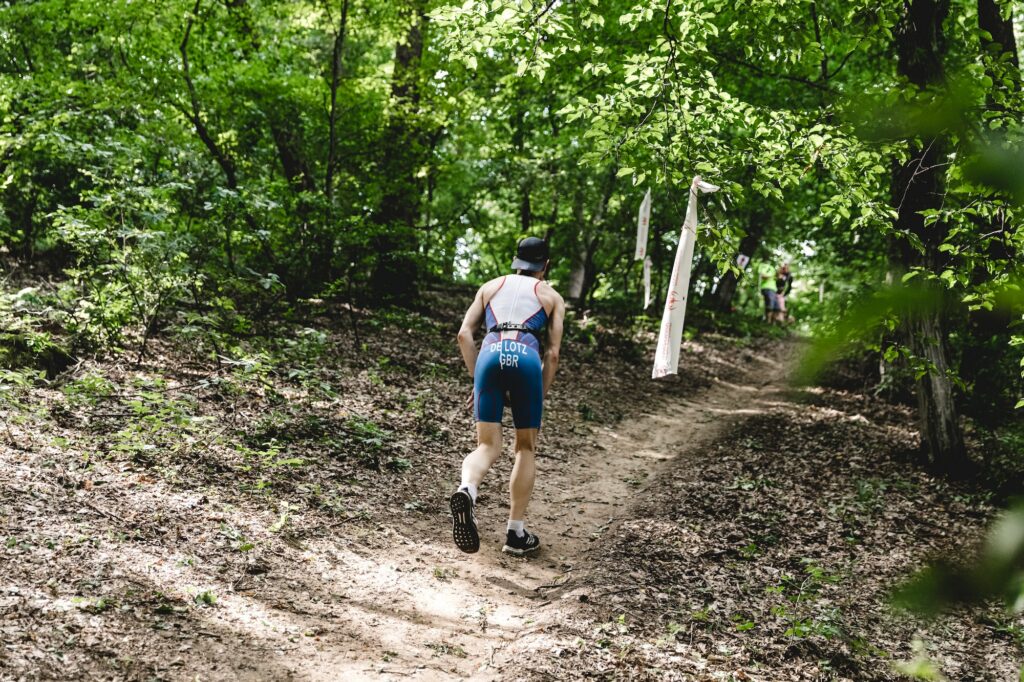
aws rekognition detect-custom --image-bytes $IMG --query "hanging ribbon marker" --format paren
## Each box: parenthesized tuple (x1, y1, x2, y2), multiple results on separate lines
(652, 175, 720, 379)
(635, 188, 651, 261)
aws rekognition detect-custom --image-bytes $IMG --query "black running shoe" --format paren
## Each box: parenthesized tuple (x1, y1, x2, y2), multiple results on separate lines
(449, 489, 479, 553)
(502, 528, 540, 556)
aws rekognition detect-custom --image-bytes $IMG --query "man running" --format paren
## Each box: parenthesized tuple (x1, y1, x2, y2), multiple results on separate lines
(449, 237, 565, 556)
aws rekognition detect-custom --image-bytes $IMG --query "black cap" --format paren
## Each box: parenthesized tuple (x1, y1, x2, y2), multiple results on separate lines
(511, 237, 549, 272)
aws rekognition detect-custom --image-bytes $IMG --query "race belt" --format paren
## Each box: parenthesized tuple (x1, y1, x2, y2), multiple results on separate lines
(488, 322, 540, 339)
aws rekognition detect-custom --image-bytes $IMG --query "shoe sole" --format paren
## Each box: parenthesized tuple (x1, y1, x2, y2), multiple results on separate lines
(449, 491, 479, 554)
(501, 542, 540, 556)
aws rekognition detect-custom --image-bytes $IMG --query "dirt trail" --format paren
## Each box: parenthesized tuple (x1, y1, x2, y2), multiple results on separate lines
(1, 306, 782, 681)
(5, 327, 1008, 680)
(285, 346, 791, 680)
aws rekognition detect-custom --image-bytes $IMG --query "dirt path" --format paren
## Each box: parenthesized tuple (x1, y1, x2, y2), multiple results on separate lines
(3, 313, 1009, 680)
(279, 346, 791, 680)
(1, 305, 774, 681)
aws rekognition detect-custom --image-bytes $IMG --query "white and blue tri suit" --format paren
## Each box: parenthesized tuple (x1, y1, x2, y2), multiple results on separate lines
(475, 274, 548, 429)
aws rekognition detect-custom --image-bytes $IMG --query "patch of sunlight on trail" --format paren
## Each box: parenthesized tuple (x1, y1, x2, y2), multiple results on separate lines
(117, 535, 526, 679)
(119, 546, 321, 644)
(314, 541, 526, 636)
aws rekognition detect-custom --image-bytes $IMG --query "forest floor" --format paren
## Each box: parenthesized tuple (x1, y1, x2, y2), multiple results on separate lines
(1, 286, 1019, 681)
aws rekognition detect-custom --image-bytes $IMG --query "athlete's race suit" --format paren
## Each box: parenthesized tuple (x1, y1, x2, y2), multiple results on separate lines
(475, 274, 547, 429)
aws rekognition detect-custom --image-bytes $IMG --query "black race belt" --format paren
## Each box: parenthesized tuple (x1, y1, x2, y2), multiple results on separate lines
(488, 322, 541, 340)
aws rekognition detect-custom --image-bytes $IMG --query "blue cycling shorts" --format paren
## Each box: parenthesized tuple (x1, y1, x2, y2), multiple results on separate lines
(474, 339, 543, 429)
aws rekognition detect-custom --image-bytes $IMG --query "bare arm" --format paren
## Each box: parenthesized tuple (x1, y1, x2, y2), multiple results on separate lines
(457, 286, 486, 378)
(542, 294, 565, 397)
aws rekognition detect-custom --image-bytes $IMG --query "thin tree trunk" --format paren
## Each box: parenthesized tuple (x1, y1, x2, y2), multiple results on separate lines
(511, 106, 532, 235)
(325, 0, 351, 205)
(222, 0, 306, 279)
(978, 0, 1019, 73)
(371, 0, 427, 300)
(566, 186, 588, 301)
(316, 0, 351, 283)
(714, 207, 768, 311)
(543, 101, 560, 244)
(520, 187, 532, 234)
(579, 236, 601, 305)
(892, 0, 968, 474)
(545, 162, 559, 244)
(180, 0, 236, 268)
(179, 0, 273, 271)
(225, 0, 259, 51)
(2, 181, 36, 262)
(567, 168, 616, 304)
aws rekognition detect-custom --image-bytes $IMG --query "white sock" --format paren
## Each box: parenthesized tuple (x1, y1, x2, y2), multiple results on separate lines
(507, 519, 525, 537)
(459, 483, 478, 503)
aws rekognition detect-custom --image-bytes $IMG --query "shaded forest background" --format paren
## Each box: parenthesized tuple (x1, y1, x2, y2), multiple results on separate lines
(1, 0, 1023, 582)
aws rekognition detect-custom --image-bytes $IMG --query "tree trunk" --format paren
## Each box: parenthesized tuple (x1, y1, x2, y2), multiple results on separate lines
(371, 1, 427, 300)
(268, 116, 315, 194)
(512, 106, 532, 235)
(892, 0, 969, 474)
(520, 187, 532, 234)
(713, 207, 768, 311)
(908, 306, 966, 472)
(180, 0, 238, 240)
(545, 164, 559, 244)
(978, 0, 1019, 73)
(566, 168, 615, 305)
(316, 0, 351, 285)
(3, 182, 36, 262)
(180, 0, 268, 271)
(977, 0, 1019, 148)
(543, 101, 560, 243)
(224, 0, 307, 279)
(567, 235, 599, 304)
(566, 188, 589, 301)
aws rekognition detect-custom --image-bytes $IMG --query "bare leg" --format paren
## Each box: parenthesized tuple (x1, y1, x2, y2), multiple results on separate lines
(509, 428, 537, 521)
(461, 422, 502, 488)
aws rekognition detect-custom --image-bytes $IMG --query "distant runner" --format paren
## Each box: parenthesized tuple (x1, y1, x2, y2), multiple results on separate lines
(449, 237, 566, 556)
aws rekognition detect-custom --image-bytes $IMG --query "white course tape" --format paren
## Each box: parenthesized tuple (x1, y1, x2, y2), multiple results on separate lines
(652, 176, 719, 379)
(634, 188, 651, 261)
